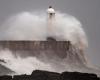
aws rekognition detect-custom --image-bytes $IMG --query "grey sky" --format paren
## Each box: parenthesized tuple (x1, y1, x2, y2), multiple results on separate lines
(0, 0, 100, 67)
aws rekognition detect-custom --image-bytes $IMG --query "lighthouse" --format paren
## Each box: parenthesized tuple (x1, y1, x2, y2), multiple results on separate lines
(47, 6, 56, 40)
(47, 6, 55, 19)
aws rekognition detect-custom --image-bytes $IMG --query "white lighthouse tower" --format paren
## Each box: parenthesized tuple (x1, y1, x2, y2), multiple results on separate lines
(47, 6, 56, 39)
(47, 6, 55, 19)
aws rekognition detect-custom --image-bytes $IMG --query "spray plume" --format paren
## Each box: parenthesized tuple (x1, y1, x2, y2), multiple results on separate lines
(0, 11, 88, 50)
(0, 10, 92, 75)
(0, 49, 54, 75)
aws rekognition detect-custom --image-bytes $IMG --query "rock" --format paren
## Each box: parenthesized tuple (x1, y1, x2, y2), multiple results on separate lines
(60, 71, 99, 80)
(0, 70, 99, 80)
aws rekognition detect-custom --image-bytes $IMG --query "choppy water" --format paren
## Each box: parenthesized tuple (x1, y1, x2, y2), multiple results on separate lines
(0, 41, 99, 76)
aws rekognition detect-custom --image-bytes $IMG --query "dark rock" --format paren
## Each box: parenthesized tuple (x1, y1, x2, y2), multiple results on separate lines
(60, 71, 99, 80)
(12, 74, 30, 80)
(0, 70, 99, 80)
(0, 75, 12, 80)
(31, 70, 60, 80)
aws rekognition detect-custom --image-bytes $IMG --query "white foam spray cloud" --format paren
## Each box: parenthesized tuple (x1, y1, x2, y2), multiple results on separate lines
(0, 11, 90, 75)
(0, 49, 54, 75)
(0, 11, 88, 50)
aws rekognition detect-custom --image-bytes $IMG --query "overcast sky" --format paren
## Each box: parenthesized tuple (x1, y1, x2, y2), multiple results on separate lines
(0, 0, 100, 67)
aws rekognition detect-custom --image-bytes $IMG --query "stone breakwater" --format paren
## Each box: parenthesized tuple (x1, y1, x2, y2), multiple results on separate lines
(0, 41, 70, 51)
